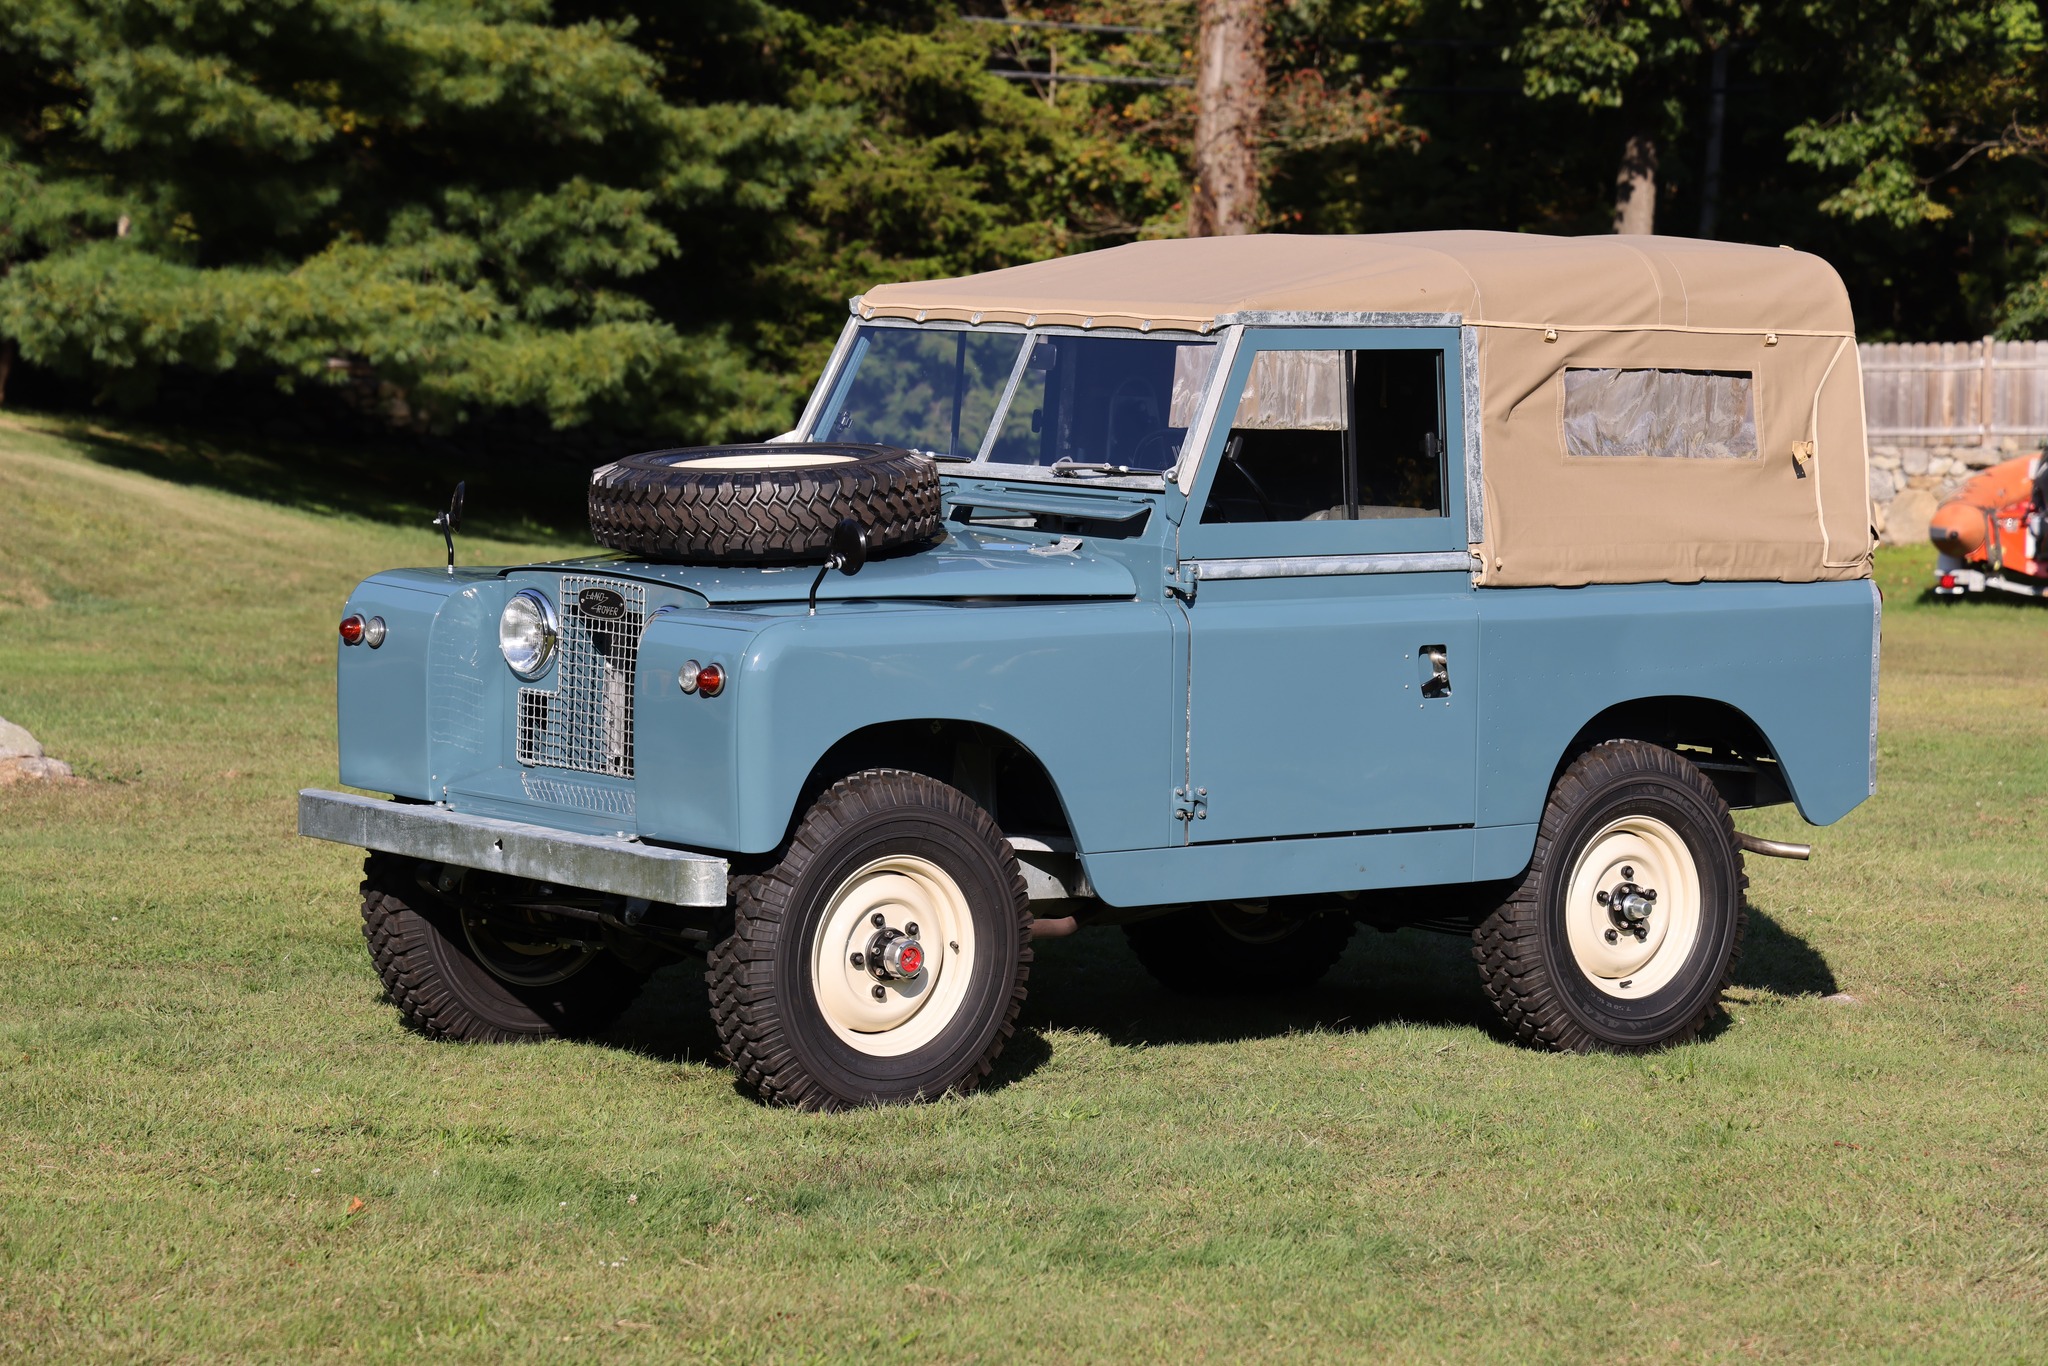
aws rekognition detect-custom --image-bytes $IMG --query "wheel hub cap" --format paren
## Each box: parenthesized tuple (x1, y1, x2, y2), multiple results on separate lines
(810, 855, 976, 1058)
(1564, 817, 1704, 998)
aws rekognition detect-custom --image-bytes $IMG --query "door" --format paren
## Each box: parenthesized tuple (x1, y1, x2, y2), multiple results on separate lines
(1176, 328, 1478, 843)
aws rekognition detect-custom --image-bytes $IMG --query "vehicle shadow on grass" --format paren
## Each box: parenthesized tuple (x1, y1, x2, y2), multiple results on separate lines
(11, 410, 594, 543)
(1731, 904, 1840, 997)
(595, 905, 1838, 1099)
(1012, 924, 1494, 1055)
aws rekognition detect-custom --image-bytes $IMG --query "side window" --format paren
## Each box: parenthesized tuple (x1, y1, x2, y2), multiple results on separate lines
(1562, 368, 1757, 460)
(1200, 348, 1446, 524)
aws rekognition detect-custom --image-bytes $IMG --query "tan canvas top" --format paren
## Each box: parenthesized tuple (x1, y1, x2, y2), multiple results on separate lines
(857, 231, 1856, 337)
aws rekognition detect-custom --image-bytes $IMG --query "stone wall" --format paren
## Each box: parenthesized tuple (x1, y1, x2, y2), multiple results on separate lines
(1868, 440, 2042, 547)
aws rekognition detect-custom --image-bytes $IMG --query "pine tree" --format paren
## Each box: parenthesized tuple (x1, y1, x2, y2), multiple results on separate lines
(0, 0, 838, 434)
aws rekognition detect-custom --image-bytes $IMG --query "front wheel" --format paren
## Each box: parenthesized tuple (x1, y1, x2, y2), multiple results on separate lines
(706, 770, 1032, 1109)
(1472, 741, 1747, 1052)
(359, 854, 644, 1042)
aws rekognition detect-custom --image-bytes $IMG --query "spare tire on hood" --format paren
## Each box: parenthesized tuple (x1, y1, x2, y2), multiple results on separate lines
(588, 443, 942, 564)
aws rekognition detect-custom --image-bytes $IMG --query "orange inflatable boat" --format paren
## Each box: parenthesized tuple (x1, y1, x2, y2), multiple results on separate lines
(1929, 452, 2047, 599)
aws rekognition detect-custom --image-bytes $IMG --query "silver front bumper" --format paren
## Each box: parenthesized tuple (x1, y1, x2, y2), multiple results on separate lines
(297, 789, 728, 907)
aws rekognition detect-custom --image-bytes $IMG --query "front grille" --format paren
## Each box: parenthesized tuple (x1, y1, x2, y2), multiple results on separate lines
(516, 576, 645, 777)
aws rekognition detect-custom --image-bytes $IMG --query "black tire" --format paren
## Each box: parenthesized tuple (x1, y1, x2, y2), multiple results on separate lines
(706, 770, 1032, 1110)
(1472, 741, 1747, 1052)
(588, 443, 941, 564)
(359, 853, 644, 1042)
(1123, 904, 1356, 996)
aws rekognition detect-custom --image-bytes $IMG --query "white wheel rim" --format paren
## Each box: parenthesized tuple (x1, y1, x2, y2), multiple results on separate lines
(1562, 815, 1703, 999)
(810, 855, 976, 1057)
(681, 453, 858, 471)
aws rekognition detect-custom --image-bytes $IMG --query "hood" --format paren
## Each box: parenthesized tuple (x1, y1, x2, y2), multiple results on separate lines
(521, 526, 1140, 605)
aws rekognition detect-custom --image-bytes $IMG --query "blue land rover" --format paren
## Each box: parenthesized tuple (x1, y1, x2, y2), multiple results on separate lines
(301, 232, 1881, 1109)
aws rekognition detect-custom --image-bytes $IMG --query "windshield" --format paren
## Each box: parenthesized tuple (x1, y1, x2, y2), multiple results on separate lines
(814, 325, 1219, 473)
(816, 327, 1023, 459)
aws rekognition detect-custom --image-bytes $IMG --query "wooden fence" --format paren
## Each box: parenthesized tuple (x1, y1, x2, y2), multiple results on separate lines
(1860, 339, 2048, 445)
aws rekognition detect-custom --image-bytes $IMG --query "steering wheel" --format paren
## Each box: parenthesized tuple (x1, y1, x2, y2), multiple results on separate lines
(1215, 439, 1277, 520)
(1125, 427, 1182, 468)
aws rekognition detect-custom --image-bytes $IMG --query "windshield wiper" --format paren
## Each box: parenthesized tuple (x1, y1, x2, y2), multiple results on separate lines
(915, 449, 974, 463)
(1050, 459, 1156, 478)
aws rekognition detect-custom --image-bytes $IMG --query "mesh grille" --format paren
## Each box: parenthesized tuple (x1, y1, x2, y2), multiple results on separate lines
(516, 576, 644, 777)
(521, 771, 636, 818)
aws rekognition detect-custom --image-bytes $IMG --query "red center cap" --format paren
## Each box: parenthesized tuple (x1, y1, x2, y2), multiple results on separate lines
(897, 942, 924, 976)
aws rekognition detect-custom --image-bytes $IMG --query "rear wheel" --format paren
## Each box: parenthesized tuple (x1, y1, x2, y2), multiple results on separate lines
(1123, 904, 1356, 996)
(359, 854, 643, 1042)
(1472, 741, 1746, 1052)
(706, 770, 1032, 1109)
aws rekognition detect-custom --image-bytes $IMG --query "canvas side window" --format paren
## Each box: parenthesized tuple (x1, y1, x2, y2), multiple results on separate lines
(1563, 368, 1758, 460)
(1200, 349, 1445, 524)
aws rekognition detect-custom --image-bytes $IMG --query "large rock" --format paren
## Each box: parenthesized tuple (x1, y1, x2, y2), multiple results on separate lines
(0, 718, 44, 762)
(0, 755, 74, 785)
(0, 716, 77, 783)
(1885, 487, 1939, 547)
(1868, 465, 1896, 502)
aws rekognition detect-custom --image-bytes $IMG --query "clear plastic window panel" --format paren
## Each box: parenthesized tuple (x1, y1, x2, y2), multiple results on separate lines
(516, 576, 644, 778)
(1563, 368, 1758, 460)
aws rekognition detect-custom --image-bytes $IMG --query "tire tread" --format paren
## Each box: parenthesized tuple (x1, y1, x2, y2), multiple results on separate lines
(1470, 741, 1748, 1053)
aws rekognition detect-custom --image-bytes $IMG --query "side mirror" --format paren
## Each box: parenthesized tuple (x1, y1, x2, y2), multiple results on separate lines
(809, 519, 870, 616)
(829, 518, 868, 576)
(432, 480, 465, 573)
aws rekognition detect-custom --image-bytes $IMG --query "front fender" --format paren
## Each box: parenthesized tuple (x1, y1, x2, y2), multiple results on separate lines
(727, 602, 1177, 855)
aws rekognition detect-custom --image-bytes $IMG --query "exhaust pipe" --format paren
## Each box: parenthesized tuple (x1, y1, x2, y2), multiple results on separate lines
(1736, 832, 1811, 861)
(1029, 914, 1079, 939)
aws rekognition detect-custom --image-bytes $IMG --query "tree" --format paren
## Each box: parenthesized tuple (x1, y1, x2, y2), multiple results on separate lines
(1191, 0, 1268, 235)
(1782, 0, 2047, 336)
(1482, 0, 1754, 236)
(0, 0, 835, 435)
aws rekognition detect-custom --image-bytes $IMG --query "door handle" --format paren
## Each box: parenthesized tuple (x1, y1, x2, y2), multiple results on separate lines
(1420, 644, 1451, 698)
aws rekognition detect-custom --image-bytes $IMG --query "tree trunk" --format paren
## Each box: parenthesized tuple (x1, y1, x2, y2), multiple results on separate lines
(1613, 130, 1658, 235)
(0, 339, 15, 407)
(1697, 49, 1728, 238)
(1191, 0, 1266, 238)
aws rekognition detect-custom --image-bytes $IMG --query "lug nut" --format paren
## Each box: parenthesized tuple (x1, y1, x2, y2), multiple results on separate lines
(1605, 928, 1619, 944)
(1644, 889, 1657, 902)
(904, 922, 919, 937)
(850, 952, 864, 968)
(871, 985, 886, 1001)
(1621, 866, 1634, 880)
(871, 913, 886, 928)
(1596, 890, 1610, 906)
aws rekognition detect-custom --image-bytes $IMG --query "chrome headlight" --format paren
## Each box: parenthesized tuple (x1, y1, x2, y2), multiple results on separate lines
(499, 589, 559, 678)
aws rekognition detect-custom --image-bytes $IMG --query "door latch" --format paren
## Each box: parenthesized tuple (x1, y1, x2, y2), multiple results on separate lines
(1173, 786, 1208, 822)
(1420, 644, 1451, 699)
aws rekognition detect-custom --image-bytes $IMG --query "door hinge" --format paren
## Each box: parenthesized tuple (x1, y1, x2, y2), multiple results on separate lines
(1166, 563, 1197, 602)
(1173, 786, 1208, 822)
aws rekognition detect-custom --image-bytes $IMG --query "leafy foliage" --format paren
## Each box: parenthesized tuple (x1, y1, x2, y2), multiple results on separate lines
(0, 0, 833, 434)
(0, 0, 2043, 444)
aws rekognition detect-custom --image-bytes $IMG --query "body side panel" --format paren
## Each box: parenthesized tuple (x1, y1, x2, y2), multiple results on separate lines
(1473, 578, 1879, 833)
(1082, 826, 1539, 906)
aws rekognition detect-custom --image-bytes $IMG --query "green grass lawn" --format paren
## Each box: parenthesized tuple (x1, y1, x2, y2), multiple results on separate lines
(2, 413, 2044, 1362)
